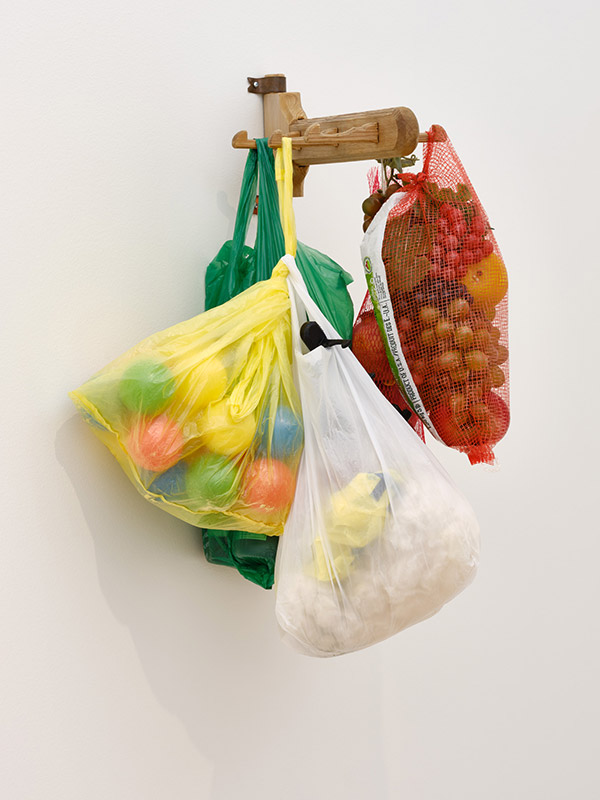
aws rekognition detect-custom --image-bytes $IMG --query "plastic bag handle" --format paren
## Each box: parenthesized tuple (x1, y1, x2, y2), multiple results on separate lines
(254, 139, 286, 271)
(229, 149, 259, 267)
(274, 138, 297, 257)
(230, 140, 287, 270)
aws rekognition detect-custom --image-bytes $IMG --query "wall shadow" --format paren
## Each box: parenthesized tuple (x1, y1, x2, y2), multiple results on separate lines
(56, 414, 388, 800)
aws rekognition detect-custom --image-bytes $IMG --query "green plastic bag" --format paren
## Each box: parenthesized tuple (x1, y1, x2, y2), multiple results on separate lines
(202, 139, 354, 589)
(206, 140, 354, 336)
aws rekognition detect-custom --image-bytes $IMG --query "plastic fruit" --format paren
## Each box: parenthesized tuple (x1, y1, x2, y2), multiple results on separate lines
(352, 312, 389, 376)
(490, 366, 506, 387)
(421, 328, 436, 348)
(447, 298, 470, 319)
(470, 216, 486, 236)
(471, 392, 510, 445)
(429, 404, 474, 447)
(460, 253, 508, 308)
(172, 357, 227, 418)
(242, 458, 296, 518)
(472, 327, 491, 350)
(259, 406, 303, 460)
(185, 452, 240, 509)
(201, 400, 255, 456)
(494, 344, 509, 364)
(119, 359, 175, 414)
(438, 351, 462, 371)
(435, 320, 453, 339)
(362, 193, 384, 216)
(449, 393, 467, 422)
(454, 325, 474, 349)
(419, 306, 440, 326)
(127, 414, 184, 472)
(465, 350, 489, 370)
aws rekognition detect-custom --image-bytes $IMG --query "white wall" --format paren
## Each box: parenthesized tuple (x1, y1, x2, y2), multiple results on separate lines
(2, 1, 599, 798)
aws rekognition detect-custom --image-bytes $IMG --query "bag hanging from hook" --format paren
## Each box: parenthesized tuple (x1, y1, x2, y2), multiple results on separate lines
(356, 127, 510, 465)
(201, 138, 355, 588)
(275, 254, 480, 657)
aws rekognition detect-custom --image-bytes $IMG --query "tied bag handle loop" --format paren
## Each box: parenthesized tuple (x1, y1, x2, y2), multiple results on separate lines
(230, 140, 287, 274)
(229, 148, 259, 269)
(274, 138, 297, 257)
(276, 142, 350, 353)
(254, 139, 286, 272)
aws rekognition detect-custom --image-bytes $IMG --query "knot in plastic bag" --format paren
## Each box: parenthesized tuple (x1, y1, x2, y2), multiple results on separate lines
(271, 260, 289, 280)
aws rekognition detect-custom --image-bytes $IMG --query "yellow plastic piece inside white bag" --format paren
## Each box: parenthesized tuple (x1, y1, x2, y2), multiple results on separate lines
(325, 472, 391, 549)
(309, 537, 355, 583)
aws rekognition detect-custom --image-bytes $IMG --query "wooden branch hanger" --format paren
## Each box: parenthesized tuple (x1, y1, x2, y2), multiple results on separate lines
(231, 74, 447, 196)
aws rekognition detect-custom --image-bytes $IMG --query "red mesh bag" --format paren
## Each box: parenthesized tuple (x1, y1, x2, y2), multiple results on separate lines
(352, 169, 425, 439)
(354, 126, 509, 464)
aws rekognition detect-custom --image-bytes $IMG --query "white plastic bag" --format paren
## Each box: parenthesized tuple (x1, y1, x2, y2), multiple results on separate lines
(275, 254, 480, 657)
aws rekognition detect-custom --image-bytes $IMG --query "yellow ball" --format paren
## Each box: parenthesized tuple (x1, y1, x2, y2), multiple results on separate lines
(201, 399, 256, 456)
(173, 357, 228, 418)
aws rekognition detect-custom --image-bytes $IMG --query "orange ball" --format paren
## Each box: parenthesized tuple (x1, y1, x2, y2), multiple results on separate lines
(127, 414, 184, 472)
(242, 458, 296, 517)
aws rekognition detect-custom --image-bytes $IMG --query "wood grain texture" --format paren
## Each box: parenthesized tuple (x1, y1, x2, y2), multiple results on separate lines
(289, 107, 419, 165)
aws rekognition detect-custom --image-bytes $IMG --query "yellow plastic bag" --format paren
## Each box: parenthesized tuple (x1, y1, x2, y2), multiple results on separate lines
(70, 261, 303, 536)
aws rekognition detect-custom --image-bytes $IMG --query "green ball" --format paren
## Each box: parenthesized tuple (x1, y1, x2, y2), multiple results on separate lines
(185, 452, 240, 510)
(119, 358, 175, 415)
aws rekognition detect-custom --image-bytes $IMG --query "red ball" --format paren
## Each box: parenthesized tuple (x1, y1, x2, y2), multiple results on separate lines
(127, 414, 184, 472)
(242, 458, 296, 517)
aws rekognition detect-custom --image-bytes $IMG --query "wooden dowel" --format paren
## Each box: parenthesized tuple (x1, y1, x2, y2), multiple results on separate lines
(417, 125, 448, 143)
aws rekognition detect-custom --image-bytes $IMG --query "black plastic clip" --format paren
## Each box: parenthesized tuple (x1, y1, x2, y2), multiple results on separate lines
(300, 321, 352, 352)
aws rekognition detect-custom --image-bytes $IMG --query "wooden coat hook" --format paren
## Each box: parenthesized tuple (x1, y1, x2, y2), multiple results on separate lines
(232, 74, 445, 196)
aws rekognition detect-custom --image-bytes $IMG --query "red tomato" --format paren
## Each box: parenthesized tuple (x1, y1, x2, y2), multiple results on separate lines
(470, 216, 486, 236)
(471, 392, 510, 445)
(460, 250, 478, 267)
(452, 220, 467, 239)
(464, 234, 482, 251)
(352, 312, 390, 377)
(481, 239, 494, 257)
(429, 404, 475, 448)
(446, 250, 460, 268)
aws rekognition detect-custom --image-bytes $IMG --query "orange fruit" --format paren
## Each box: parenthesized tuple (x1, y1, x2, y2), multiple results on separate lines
(460, 253, 508, 308)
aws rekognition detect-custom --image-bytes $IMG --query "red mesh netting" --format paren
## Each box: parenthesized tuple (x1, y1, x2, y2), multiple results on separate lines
(353, 292, 425, 440)
(353, 126, 509, 465)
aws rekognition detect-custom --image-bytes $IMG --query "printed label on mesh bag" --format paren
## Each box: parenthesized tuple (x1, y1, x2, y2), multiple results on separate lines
(362, 224, 441, 441)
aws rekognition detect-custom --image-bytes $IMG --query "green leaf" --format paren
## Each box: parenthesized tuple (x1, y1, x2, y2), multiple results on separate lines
(424, 181, 443, 202)
(439, 187, 456, 203)
(456, 183, 472, 202)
